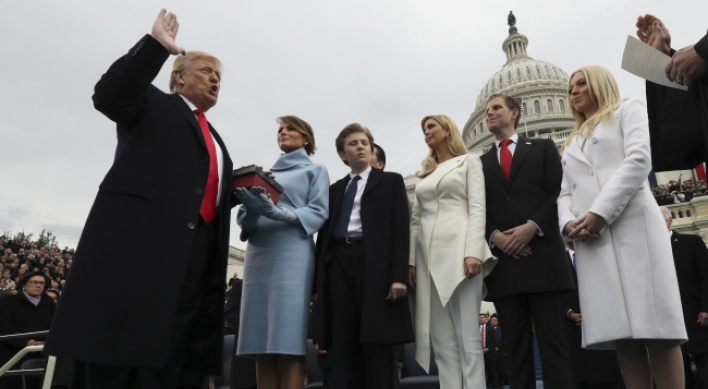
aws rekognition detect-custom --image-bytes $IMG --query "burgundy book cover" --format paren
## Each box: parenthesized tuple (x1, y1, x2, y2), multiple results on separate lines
(232, 165, 284, 204)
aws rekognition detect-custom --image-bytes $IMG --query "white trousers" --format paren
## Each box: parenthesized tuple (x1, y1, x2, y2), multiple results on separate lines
(430, 276, 485, 389)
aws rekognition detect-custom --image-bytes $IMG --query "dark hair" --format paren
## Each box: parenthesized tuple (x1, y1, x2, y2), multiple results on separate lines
(17, 270, 50, 292)
(335, 123, 375, 166)
(373, 143, 386, 167)
(487, 93, 522, 129)
(277, 116, 316, 155)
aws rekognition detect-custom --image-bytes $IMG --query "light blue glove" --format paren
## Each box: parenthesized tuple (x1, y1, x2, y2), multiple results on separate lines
(234, 188, 263, 233)
(235, 186, 298, 223)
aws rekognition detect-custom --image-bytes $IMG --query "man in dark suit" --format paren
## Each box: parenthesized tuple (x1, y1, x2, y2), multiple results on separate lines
(44, 9, 235, 389)
(661, 206, 708, 388)
(228, 272, 239, 289)
(636, 15, 708, 171)
(313, 123, 414, 389)
(481, 94, 575, 388)
(563, 242, 623, 389)
(371, 143, 386, 170)
(486, 315, 504, 389)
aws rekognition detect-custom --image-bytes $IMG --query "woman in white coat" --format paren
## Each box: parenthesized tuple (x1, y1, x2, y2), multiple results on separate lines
(558, 66, 686, 389)
(409, 115, 497, 388)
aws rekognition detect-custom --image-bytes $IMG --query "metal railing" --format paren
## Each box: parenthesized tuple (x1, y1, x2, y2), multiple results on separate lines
(0, 331, 56, 389)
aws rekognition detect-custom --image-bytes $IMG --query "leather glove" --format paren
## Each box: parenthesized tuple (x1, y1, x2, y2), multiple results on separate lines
(236, 187, 298, 224)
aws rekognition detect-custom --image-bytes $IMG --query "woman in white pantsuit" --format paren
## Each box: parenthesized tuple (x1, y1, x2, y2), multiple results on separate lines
(409, 115, 497, 388)
(558, 66, 687, 389)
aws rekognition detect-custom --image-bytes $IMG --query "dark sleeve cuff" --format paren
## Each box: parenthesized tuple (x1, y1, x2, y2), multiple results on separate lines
(695, 32, 708, 61)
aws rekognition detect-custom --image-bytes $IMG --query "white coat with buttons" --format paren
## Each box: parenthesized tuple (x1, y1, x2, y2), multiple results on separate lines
(558, 98, 686, 349)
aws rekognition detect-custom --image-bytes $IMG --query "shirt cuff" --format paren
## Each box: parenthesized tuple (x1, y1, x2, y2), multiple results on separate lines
(566, 309, 574, 318)
(489, 229, 500, 249)
(528, 220, 544, 237)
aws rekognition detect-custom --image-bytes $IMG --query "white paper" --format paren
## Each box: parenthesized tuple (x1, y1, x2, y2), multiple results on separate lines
(621, 35, 688, 91)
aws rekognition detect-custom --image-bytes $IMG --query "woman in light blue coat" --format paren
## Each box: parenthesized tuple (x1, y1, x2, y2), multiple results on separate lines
(234, 116, 329, 389)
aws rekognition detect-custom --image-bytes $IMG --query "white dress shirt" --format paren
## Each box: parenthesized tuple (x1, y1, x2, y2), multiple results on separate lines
(180, 95, 224, 206)
(494, 133, 519, 163)
(343, 167, 371, 237)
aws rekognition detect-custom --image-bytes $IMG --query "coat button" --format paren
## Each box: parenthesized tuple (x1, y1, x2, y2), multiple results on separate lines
(591, 137, 598, 144)
(589, 171, 594, 176)
(187, 222, 196, 230)
(506, 196, 511, 201)
(572, 182, 576, 189)
(562, 160, 566, 165)
(202, 156, 209, 162)
(196, 188, 204, 195)
(573, 210, 579, 217)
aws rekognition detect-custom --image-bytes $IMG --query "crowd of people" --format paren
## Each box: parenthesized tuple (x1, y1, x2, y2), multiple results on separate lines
(1, 8, 707, 389)
(0, 236, 73, 299)
(652, 178, 708, 204)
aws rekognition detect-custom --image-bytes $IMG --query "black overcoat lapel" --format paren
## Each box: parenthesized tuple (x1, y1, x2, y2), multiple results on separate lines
(363, 168, 383, 195)
(168, 94, 208, 151)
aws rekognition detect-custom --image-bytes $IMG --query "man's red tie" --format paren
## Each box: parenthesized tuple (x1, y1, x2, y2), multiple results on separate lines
(500, 139, 513, 179)
(481, 325, 486, 348)
(194, 109, 218, 223)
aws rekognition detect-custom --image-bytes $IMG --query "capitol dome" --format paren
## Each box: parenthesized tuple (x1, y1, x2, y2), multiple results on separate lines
(462, 13, 576, 154)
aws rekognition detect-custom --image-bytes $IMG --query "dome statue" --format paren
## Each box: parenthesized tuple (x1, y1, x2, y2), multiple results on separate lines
(462, 14, 575, 156)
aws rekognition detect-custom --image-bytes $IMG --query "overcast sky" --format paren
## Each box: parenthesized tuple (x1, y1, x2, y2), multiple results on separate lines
(1, 1, 704, 250)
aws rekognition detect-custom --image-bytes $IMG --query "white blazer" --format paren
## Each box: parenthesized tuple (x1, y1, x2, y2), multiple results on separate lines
(558, 98, 686, 349)
(410, 154, 497, 368)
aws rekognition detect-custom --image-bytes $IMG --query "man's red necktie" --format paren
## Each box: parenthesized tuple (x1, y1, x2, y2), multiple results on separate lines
(481, 325, 486, 348)
(500, 139, 513, 179)
(194, 109, 218, 223)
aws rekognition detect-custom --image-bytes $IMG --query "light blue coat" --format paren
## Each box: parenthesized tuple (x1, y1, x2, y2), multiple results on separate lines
(236, 148, 329, 356)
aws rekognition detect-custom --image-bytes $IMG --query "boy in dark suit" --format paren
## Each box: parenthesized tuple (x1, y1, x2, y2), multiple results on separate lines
(313, 123, 414, 389)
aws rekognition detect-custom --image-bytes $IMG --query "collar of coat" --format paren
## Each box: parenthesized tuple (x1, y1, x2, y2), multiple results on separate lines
(271, 148, 313, 171)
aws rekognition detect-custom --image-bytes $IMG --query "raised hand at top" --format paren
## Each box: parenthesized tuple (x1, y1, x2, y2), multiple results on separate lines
(636, 14, 671, 55)
(151, 8, 186, 56)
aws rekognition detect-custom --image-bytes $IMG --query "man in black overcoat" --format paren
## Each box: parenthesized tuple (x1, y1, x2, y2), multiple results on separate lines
(636, 15, 708, 171)
(0, 271, 55, 389)
(313, 124, 414, 389)
(480, 94, 575, 388)
(661, 207, 708, 388)
(43, 9, 235, 389)
(563, 243, 623, 389)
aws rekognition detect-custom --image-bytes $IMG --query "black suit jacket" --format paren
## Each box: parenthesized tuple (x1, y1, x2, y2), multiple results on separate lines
(485, 324, 502, 362)
(44, 35, 235, 373)
(313, 168, 414, 348)
(646, 29, 708, 171)
(671, 231, 708, 354)
(481, 137, 574, 300)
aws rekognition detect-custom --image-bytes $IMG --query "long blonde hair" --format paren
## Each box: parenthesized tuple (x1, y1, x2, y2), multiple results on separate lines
(564, 66, 623, 148)
(417, 115, 468, 178)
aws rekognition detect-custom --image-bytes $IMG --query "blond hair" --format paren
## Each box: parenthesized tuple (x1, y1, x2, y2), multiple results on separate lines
(564, 66, 623, 148)
(169, 51, 222, 93)
(417, 115, 468, 178)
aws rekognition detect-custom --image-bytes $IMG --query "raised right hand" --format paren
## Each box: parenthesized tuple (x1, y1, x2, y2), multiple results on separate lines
(636, 14, 671, 55)
(151, 9, 186, 55)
